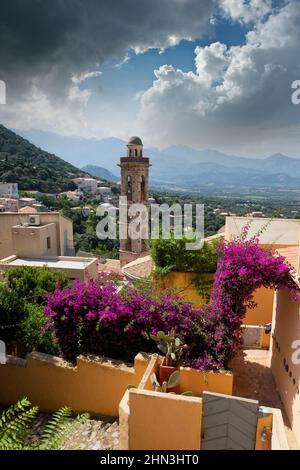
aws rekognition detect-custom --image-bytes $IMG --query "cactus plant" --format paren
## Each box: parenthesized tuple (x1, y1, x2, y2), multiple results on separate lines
(150, 371, 193, 396)
(150, 329, 185, 367)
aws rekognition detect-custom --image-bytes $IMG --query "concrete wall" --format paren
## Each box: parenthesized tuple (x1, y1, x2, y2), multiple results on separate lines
(0, 212, 74, 259)
(0, 352, 150, 416)
(271, 288, 300, 447)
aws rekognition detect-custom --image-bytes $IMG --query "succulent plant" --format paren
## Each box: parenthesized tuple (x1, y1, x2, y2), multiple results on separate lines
(150, 329, 185, 366)
(151, 370, 179, 392)
(150, 371, 193, 396)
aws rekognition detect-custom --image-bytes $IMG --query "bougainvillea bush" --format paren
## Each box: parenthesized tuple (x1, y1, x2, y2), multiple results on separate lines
(44, 227, 300, 370)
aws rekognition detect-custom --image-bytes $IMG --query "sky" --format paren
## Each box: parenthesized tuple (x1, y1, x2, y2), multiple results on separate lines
(0, 0, 300, 157)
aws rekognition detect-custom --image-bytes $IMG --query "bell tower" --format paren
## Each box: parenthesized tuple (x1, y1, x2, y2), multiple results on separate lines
(119, 136, 150, 267)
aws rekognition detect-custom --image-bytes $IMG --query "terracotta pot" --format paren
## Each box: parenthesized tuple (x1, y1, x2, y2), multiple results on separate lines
(159, 357, 180, 393)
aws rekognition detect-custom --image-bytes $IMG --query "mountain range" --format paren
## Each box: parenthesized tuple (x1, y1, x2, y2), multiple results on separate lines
(81, 165, 119, 182)
(15, 128, 300, 190)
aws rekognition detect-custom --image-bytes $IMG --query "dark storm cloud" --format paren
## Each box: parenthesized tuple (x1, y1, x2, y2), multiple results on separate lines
(0, 0, 214, 101)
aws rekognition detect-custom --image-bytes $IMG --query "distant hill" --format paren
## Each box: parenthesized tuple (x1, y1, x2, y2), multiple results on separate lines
(0, 125, 87, 192)
(82, 165, 119, 182)
(15, 128, 300, 191)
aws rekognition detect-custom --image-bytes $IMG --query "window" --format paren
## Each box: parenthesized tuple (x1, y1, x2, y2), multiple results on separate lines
(141, 175, 146, 196)
(127, 175, 132, 201)
(46, 237, 51, 249)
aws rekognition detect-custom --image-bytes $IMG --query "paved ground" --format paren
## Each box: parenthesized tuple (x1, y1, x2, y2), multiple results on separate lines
(232, 348, 299, 450)
(28, 414, 119, 450)
(61, 417, 119, 450)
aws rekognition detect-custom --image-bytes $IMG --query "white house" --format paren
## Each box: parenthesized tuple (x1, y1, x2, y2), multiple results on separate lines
(0, 182, 19, 198)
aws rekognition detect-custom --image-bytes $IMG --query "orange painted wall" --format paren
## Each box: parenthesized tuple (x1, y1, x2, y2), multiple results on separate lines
(128, 388, 203, 450)
(0, 352, 149, 416)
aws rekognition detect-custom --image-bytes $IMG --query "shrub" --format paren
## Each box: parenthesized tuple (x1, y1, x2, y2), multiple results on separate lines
(0, 282, 27, 344)
(6, 266, 71, 305)
(151, 236, 219, 273)
(0, 267, 71, 352)
(18, 304, 58, 356)
(44, 279, 209, 363)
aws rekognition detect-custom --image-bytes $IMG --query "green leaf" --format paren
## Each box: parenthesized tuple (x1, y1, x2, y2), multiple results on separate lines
(181, 391, 194, 397)
(167, 371, 180, 389)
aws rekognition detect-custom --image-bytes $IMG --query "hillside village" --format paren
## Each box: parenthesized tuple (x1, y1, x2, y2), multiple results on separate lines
(0, 133, 299, 451)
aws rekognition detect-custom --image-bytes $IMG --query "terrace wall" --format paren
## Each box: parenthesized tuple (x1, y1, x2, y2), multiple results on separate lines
(271, 289, 300, 447)
(0, 352, 149, 416)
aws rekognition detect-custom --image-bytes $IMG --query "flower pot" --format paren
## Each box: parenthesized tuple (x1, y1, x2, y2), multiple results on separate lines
(159, 357, 180, 393)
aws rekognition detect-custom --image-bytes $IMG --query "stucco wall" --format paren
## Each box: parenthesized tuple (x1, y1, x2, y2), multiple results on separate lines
(119, 353, 233, 450)
(271, 288, 300, 447)
(12, 223, 58, 258)
(0, 352, 149, 416)
(155, 272, 214, 306)
(244, 287, 274, 326)
(128, 388, 202, 450)
(0, 212, 74, 259)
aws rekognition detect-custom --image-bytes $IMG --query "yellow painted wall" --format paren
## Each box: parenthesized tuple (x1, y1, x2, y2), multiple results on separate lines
(0, 352, 149, 416)
(137, 355, 234, 397)
(119, 354, 233, 450)
(255, 412, 273, 450)
(179, 368, 233, 396)
(271, 289, 300, 447)
(155, 272, 214, 306)
(243, 287, 274, 326)
(128, 389, 202, 450)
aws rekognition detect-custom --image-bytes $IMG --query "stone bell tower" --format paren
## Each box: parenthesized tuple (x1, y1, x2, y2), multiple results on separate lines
(118, 136, 150, 267)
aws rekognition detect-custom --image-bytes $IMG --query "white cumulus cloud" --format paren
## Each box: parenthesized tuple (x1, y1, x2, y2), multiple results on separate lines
(219, 0, 273, 24)
(136, 0, 300, 156)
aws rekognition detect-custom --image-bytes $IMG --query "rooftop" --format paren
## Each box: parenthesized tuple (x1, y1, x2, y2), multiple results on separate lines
(276, 246, 299, 273)
(98, 258, 122, 274)
(5, 257, 94, 270)
(122, 255, 153, 280)
(19, 206, 38, 214)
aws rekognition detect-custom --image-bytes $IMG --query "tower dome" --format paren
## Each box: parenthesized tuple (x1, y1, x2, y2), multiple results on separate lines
(128, 136, 143, 146)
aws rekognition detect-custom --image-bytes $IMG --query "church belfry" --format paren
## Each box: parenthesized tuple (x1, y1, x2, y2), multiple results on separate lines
(119, 136, 150, 267)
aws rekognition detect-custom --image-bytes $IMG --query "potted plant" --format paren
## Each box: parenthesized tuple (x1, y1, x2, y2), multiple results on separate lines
(150, 329, 186, 392)
(150, 371, 193, 396)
